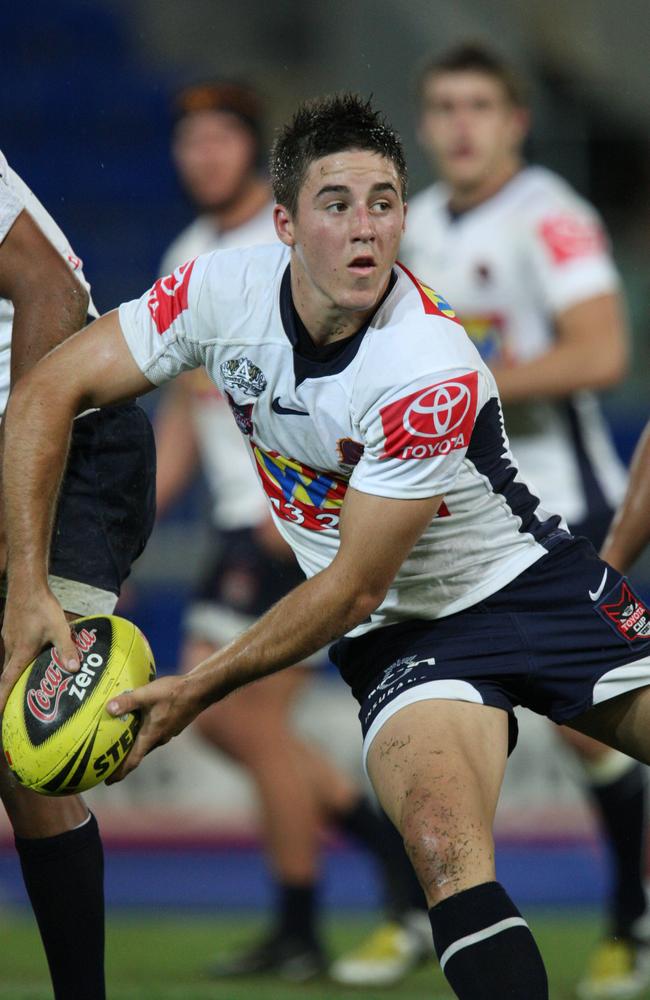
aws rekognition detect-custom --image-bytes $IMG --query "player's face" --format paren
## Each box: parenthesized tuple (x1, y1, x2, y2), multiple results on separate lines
(419, 71, 527, 193)
(275, 150, 406, 319)
(172, 110, 257, 212)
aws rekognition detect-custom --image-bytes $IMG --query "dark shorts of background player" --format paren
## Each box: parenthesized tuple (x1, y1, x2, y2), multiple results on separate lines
(49, 403, 156, 600)
(330, 537, 650, 765)
(192, 527, 306, 619)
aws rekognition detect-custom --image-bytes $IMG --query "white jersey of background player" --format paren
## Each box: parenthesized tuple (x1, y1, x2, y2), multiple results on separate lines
(120, 241, 565, 637)
(0, 150, 98, 413)
(402, 165, 626, 527)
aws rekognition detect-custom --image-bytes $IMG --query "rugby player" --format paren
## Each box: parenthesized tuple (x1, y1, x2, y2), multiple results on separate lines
(156, 80, 428, 982)
(0, 151, 155, 999)
(4, 95, 650, 1000)
(400, 45, 648, 999)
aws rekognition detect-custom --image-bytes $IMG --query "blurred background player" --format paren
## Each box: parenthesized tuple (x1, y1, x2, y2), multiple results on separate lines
(154, 79, 429, 984)
(601, 419, 650, 576)
(0, 151, 155, 998)
(400, 43, 649, 1000)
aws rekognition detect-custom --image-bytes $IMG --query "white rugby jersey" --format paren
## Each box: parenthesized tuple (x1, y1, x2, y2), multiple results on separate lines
(401, 166, 626, 525)
(0, 150, 98, 415)
(184, 369, 269, 530)
(118, 242, 566, 638)
(159, 200, 276, 529)
(160, 201, 276, 276)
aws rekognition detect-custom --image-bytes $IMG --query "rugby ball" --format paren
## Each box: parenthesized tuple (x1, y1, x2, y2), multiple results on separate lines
(2, 615, 155, 795)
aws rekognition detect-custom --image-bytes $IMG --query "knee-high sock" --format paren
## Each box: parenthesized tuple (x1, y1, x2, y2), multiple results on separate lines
(15, 812, 105, 1000)
(429, 881, 548, 999)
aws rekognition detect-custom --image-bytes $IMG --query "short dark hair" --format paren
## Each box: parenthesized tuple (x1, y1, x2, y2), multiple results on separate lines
(270, 93, 407, 216)
(172, 79, 264, 142)
(417, 43, 527, 107)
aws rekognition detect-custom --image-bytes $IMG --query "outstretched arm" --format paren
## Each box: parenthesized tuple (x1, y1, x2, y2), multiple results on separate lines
(491, 293, 627, 402)
(0, 313, 155, 706)
(600, 420, 650, 573)
(105, 486, 443, 780)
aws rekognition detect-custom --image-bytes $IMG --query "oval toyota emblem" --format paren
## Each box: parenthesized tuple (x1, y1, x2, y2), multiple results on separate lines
(403, 381, 472, 439)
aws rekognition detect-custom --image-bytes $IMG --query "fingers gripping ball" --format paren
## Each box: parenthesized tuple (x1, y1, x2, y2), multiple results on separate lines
(2, 615, 155, 795)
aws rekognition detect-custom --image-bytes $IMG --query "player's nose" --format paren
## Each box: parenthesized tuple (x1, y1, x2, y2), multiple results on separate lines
(350, 205, 375, 241)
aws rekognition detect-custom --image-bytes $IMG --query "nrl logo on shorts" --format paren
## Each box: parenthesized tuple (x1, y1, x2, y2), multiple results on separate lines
(220, 358, 267, 398)
(377, 656, 417, 690)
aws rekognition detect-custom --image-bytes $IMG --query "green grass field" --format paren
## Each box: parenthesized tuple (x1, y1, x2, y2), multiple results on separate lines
(0, 908, 610, 999)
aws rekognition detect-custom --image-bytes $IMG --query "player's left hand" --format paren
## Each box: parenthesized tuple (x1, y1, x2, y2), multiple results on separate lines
(105, 674, 202, 782)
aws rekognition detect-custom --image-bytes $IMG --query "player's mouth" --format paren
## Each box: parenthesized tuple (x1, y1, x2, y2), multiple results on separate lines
(347, 255, 376, 276)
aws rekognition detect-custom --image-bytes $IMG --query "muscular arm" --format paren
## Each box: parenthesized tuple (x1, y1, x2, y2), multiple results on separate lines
(0, 209, 90, 385)
(0, 313, 156, 699)
(106, 486, 444, 779)
(491, 293, 628, 402)
(600, 421, 650, 573)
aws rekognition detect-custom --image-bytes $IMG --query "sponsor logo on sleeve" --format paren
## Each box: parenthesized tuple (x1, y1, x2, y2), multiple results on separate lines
(380, 371, 478, 460)
(539, 215, 606, 265)
(146, 258, 197, 334)
(597, 580, 650, 642)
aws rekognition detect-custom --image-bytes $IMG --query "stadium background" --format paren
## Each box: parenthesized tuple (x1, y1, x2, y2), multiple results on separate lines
(1, 1, 649, 995)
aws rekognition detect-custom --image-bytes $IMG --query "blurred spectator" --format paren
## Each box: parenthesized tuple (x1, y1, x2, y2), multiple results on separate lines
(400, 43, 649, 1000)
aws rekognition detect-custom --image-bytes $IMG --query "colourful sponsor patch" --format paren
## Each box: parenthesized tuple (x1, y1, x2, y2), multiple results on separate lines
(597, 580, 650, 643)
(380, 372, 478, 461)
(460, 313, 507, 363)
(252, 445, 347, 531)
(146, 258, 196, 335)
(397, 262, 460, 322)
(539, 215, 606, 265)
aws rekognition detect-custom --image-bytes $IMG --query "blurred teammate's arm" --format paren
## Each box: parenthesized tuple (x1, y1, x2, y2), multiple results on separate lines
(600, 421, 650, 573)
(154, 375, 200, 516)
(491, 292, 628, 402)
(0, 313, 155, 703)
(106, 486, 444, 779)
(0, 209, 89, 385)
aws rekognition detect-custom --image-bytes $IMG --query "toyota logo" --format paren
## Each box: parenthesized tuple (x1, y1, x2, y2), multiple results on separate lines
(403, 381, 472, 439)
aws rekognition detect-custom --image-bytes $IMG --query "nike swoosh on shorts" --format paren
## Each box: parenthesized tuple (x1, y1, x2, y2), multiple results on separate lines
(589, 568, 608, 602)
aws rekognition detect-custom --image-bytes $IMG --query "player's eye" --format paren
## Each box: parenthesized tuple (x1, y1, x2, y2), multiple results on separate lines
(326, 201, 347, 213)
(371, 200, 391, 213)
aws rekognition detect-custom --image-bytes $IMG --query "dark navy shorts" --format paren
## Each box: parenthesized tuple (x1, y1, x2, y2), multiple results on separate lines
(330, 538, 650, 768)
(185, 526, 311, 651)
(46, 403, 156, 614)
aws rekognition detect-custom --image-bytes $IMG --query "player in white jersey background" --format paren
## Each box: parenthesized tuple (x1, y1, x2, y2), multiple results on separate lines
(0, 153, 156, 999)
(154, 80, 429, 984)
(400, 44, 648, 1000)
(5, 93, 650, 1000)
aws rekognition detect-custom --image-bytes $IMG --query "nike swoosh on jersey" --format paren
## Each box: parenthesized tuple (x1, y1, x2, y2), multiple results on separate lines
(271, 396, 309, 416)
(589, 568, 608, 602)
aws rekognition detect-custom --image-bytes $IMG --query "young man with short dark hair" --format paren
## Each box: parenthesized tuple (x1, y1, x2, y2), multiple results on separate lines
(4, 93, 650, 1000)
(401, 45, 647, 999)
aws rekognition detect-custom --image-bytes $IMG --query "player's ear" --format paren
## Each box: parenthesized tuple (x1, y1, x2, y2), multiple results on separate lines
(274, 204, 295, 247)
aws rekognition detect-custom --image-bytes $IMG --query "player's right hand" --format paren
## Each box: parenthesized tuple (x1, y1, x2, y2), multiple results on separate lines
(0, 587, 80, 711)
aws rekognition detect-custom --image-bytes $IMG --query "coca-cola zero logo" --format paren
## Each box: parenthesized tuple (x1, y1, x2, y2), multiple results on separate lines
(26, 628, 98, 724)
(380, 371, 478, 460)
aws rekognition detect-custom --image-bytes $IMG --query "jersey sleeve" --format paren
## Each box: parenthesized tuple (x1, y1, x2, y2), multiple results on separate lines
(350, 367, 489, 500)
(0, 171, 24, 245)
(525, 190, 619, 315)
(118, 255, 210, 385)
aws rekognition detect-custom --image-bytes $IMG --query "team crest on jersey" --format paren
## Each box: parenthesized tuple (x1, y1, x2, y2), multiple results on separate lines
(251, 445, 347, 532)
(225, 392, 254, 435)
(397, 262, 460, 322)
(597, 581, 650, 643)
(380, 371, 478, 461)
(220, 358, 267, 398)
(337, 438, 364, 467)
(147, 258, 196, 335)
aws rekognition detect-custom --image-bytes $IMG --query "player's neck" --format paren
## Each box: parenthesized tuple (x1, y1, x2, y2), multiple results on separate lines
(207, 177, 270, 233)
(447, 158, 523, 214)
(290, 267, 386, 348)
